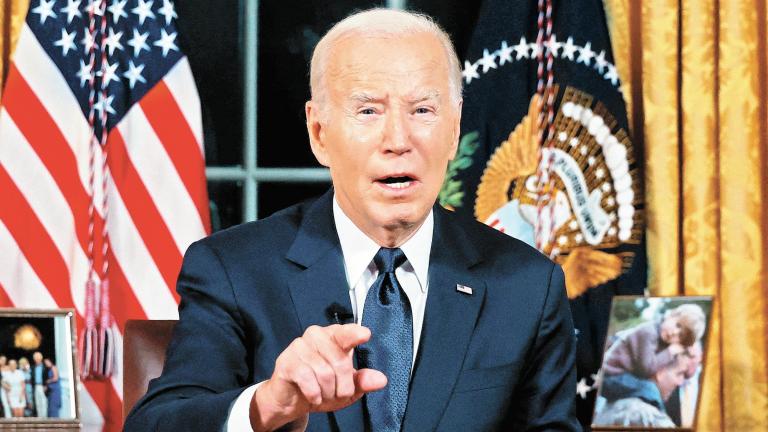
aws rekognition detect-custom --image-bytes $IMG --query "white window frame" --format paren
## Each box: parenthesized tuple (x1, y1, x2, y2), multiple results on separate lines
(204, 0, 406, 222)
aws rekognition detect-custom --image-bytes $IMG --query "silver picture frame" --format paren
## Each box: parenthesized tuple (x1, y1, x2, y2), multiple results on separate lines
(0, 308, 80, 430)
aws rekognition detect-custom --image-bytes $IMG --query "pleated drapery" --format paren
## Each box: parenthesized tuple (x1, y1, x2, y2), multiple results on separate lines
(3, 0, 766, 429)
(604, 0, 768, 430)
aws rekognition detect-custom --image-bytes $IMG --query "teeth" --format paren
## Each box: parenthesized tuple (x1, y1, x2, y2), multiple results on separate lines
(387, 181, 411, 189)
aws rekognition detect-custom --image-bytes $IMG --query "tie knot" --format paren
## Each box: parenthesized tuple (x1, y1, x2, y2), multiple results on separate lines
(373, 247, 407, 274)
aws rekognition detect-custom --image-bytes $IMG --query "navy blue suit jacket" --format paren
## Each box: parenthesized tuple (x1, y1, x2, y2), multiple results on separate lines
(125, 190, 580, 431)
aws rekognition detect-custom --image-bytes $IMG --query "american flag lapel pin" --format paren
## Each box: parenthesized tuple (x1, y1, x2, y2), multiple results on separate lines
(456, 284, 473, 295)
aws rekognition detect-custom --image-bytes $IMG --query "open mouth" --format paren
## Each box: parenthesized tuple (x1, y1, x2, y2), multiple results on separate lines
(376, 175, 416, 190)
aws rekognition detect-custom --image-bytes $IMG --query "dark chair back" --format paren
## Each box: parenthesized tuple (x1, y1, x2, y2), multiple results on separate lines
(122, 319, 177, 423)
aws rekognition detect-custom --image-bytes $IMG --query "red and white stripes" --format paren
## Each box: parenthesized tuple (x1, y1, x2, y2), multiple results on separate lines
(0, 23, 208, 431)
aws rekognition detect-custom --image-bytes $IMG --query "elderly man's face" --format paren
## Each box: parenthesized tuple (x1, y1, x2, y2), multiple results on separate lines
(685, 343, 703, 379)
(654, 360, 687, 401)
(307, 32, 460, 243)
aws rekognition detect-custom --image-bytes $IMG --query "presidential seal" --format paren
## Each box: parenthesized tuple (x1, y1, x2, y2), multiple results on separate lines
(476, 86, 641, 298)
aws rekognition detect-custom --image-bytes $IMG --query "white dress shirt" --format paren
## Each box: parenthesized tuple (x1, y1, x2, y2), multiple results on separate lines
(225, 196, 433, 431)
(679, 367, 700, 427)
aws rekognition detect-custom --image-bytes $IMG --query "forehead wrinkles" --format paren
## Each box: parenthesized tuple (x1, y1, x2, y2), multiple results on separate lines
(324, 34, 450, 100)
(330, 65, 448, 104)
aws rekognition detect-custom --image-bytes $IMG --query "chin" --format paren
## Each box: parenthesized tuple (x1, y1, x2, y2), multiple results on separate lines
(377, 214, 417, 231)
(379, 202, 430, 226)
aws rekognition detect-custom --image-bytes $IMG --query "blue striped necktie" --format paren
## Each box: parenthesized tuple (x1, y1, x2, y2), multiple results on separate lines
(357, 247, 412, 432)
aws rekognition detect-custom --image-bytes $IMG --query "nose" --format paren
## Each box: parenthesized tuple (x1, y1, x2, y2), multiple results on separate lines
(383, 107, 411, 155)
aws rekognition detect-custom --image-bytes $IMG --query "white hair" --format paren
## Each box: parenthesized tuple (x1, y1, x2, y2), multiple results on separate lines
(309, 8, 463, 107)
(594, 398, 676, 427)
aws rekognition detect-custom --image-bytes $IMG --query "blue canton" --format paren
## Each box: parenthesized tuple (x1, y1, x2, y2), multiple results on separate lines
(27, 0, 183, 134)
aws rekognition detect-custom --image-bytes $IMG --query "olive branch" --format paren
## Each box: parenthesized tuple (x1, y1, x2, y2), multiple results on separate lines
(439, 131, 479, 209)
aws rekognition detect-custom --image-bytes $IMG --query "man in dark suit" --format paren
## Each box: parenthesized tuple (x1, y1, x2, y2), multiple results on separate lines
(31, 351, 49, 418)
(125, 8, 579, 432)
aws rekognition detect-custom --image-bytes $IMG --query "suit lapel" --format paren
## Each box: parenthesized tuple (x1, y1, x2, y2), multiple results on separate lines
(402, 207, 486, 432)
(285, 190, 364, 431)
(285, 197, 486, 431)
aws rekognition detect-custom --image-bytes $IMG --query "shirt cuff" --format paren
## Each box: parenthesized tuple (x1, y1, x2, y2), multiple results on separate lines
(225, 382, 260, 432)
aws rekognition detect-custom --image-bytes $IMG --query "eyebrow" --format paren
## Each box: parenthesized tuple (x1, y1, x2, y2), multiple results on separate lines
(406, 90, 441, 104)
(349, 93, 382, 104)
(347, 90, 441, 105)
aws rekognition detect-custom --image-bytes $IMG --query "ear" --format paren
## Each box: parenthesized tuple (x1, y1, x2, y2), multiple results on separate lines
(306, 101, 330, 167)
(447, 99, 463, 161)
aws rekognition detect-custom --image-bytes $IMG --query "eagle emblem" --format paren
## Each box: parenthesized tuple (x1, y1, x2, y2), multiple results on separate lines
(475, 86, 641, 298)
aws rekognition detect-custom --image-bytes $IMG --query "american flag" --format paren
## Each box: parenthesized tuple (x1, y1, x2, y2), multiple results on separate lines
(0, 0, 209, 429)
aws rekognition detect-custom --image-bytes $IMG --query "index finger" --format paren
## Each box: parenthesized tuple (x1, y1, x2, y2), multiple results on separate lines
(329, 324, 371, 351)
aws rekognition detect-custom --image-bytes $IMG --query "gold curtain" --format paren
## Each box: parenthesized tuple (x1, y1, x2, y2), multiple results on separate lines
(0, 0, 29, 100)
(605, 0, 768, 430)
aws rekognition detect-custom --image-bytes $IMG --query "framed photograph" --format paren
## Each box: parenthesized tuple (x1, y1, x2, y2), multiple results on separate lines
(0, 309, 80, 429)
(592, 296, 713, 431)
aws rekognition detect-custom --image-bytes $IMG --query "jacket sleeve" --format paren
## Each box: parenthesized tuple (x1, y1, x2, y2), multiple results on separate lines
(124, 240, 253, 431)
(507, 264, 582, 431)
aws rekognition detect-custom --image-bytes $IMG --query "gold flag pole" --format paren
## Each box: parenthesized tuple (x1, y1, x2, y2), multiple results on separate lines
(0, 0, 30, 101)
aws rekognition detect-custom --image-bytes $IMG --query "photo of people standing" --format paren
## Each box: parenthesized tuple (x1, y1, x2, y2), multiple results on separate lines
(0, 352, 61, 418)
(593, 297, 712, 429)
(0, 316, 72, 420)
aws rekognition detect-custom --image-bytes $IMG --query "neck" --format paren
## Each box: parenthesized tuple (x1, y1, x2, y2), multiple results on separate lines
(366, 221, 423, 248)
(334, 196, 428, 248)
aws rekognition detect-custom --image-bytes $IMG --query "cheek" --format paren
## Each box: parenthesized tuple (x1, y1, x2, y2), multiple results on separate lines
(417, 138, 457, 171)
(350, 127, 379, 145)
(328, 137, 370, 170)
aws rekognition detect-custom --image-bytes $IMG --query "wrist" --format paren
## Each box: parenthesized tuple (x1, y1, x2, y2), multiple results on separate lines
(249, 380, 302, 432)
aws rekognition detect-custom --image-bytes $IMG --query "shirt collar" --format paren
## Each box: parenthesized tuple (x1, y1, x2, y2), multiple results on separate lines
(333, 195, 432, 292)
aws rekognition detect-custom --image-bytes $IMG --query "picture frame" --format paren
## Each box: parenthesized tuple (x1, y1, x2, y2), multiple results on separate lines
(591, 296, 713, 431)
(0, 309, 80, 430)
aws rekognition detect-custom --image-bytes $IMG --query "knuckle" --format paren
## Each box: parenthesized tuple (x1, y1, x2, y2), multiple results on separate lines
(337, 384, 354, 398)
(274, 367, 292, 383)
(292, 337, 309, 352)
(274, 350, 295, 371)
(303, 385, 321, 403)
(331, 357, 351, 372)
(288, 338, 304, 351)
(304, 325, 322, 337)
(315, 364, 335, 385)
(276, 357, 297, 376)
(294, 365, 315, 384)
